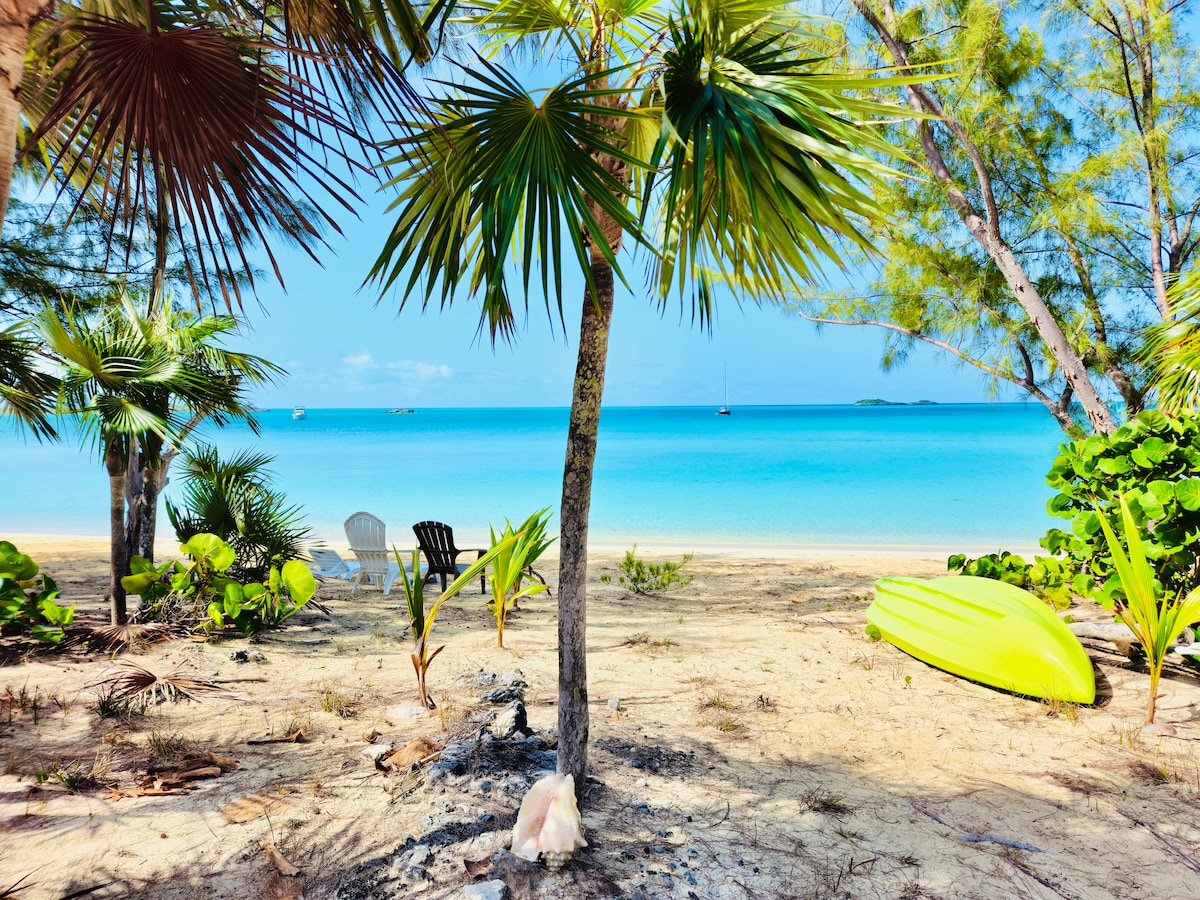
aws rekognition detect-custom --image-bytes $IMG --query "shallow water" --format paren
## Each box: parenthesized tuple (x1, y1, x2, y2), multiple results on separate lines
(1, 404, 1068, 548)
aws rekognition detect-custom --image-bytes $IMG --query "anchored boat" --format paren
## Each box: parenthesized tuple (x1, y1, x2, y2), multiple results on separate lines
(868, 575, 1095, 704)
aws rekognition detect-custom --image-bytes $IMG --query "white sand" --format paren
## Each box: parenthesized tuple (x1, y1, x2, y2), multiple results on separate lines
(0, 536, 1197, 899)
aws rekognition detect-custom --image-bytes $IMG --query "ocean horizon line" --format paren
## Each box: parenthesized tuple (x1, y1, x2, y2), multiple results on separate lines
(262, 400, 1043, 410)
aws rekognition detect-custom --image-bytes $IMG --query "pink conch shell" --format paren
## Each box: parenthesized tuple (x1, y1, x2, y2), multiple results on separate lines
(510, 773, 587, 868)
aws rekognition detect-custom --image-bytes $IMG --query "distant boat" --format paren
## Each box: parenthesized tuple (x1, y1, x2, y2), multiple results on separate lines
(385, 408, 416, 414)
(717, 364, 731, 416)
(292, 406, 307, 420)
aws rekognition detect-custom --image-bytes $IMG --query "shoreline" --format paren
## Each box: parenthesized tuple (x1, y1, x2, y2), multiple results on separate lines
(5, 532, 1035, 563)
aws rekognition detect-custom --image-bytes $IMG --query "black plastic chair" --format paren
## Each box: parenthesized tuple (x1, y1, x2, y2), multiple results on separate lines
(412, 521, 487, 593)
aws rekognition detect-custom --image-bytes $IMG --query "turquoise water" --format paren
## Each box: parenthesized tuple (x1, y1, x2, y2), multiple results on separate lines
(1, 404, 1068, 547)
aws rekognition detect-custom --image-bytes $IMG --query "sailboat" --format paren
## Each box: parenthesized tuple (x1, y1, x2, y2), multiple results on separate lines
(717, 364, 731, 416)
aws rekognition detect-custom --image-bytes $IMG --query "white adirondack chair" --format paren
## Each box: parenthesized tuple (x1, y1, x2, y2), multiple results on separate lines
(307, 548, 360, 581)
(344, 511, 401, 596)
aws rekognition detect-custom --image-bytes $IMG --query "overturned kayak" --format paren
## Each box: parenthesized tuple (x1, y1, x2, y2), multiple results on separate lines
(868, 575, 1095, 704)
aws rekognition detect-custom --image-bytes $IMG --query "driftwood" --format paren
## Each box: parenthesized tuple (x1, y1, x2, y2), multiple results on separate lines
(1068, 622, 1198, 656)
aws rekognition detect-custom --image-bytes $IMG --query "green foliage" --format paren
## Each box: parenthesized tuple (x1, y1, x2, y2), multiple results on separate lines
(122, 534, 316, 636)
(395, 538, 513, 709)
(946, 551, 1073, 610)
(1098, 496, 1200, 724)
(487, 508, 556, 648)
(369, 0, 911, 339)
(1042, 409, 1200, 605)
(788, 0, 1200, 433)
(600, 546, 694, 595)
(0, 541, 75, 643)
(166, 446, 313, 582)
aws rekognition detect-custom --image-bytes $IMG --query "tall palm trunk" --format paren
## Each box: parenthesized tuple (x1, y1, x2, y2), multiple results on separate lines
(0, 0, 45, 236)
(557, 253, 615, 792)
(106, 440, 130, 625)
(125, 433, 168, 563)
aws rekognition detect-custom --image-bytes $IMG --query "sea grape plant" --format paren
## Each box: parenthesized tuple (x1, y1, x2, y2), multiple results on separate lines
(1097, 496, 1200, 724)
(487, 508, 556, 648)
(122, 533, 316, 635)
(1042, 409, 1200, 604)
(0, 541, 74, 643)
(951, 410, 1200, 609)
(397, 539, 511, 709)
(946, 551, 1072, 610)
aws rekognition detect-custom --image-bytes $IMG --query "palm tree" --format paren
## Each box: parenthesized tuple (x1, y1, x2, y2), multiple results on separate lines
(33, 294, 278, 624)
(4, 0, 437, 306)
(368, 0, 909, 792)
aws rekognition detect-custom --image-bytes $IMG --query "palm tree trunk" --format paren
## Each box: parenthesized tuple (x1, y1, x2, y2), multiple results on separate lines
(138, 461, 166, 561)
(106, 441, 130, 625)
(0, 0, 48, 236)
(556, 254, 616, 794)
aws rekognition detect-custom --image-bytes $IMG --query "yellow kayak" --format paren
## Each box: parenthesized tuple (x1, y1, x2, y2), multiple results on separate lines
(868, 575, 1095, 704)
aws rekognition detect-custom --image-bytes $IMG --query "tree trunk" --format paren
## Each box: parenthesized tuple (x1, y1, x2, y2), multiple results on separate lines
(556, 256, 616, 795)
(0, 0, 48, 237)
(854, 0, 1117, 436)
(124, 439, 147, 566)
(139, 460, 166, 561)
(106, 440, 130, 626)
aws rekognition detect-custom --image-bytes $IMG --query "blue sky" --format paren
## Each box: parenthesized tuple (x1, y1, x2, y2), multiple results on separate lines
(215, 26, 1027, 413)
(228, 189, 1010, 411)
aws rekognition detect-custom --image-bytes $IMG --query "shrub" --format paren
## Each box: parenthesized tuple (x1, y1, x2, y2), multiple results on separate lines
(600, 545, 693, 594)
(946, 551, 1072, 610)
(1042, 409, 1200, 605)
(0, 541, 74, 643)
(122, 533, 316, 636)
(951, 410, 1200, 611)
(166, 447, 313, 582)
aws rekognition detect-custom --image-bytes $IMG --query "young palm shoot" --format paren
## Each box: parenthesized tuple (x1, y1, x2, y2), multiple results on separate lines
(396, 539, 512, 709)
(488, 508, 556, 648)
(1097, 496, 1200, 723)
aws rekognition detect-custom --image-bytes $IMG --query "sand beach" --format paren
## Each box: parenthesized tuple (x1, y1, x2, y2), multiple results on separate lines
(1, 536, 1198, 900)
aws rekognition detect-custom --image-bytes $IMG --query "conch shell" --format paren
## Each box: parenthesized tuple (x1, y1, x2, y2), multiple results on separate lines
(510, 773, 587, 870)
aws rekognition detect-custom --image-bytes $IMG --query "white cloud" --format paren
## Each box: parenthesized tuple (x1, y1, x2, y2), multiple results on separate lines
(342, 352, 378, 371)
(384, 360, 454, 381)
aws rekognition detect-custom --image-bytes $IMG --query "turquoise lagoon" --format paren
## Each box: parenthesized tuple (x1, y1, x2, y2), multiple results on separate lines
(1, 404, 1068, 549)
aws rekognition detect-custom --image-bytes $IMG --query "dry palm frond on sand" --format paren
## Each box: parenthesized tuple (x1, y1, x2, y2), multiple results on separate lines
(90, 622, 179, 653)
(92, 661, 234, 705)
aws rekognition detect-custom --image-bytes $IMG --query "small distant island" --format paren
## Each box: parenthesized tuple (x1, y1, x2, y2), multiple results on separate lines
(385, 408, 417, 414)
(854, 399, 939, 407)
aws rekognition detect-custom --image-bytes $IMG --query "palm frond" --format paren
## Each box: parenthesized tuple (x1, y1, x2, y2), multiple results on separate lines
(1145, 268, 1200, 414)
(23, 12, 369, 308)
(645, 4, 911, 316)
(368, 56, 648, 341)
(0, 324, 59, 440)
(92, 660, 232, 704)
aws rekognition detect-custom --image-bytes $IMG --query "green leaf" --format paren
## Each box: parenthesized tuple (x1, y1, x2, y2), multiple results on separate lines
(121, 572, 161, 594)
(1097, 456, 1132, 476)
(1176, 478, 1200, 511)
(181, 533, 236, 571)
(280, 560, 317, 608)
(223, 583, 244, 617)
(1131, 437, 1172, 468)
